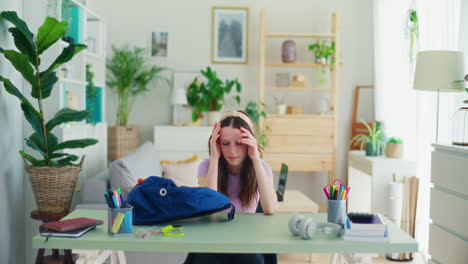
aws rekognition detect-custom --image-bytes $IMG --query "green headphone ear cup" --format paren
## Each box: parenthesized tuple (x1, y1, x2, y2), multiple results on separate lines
(288, 215, 304, 236)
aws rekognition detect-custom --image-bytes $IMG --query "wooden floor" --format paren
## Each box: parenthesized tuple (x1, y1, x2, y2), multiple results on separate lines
(279, 252, 426, 263)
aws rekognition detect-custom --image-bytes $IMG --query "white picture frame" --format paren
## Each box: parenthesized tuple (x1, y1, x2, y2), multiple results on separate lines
(211, 6, 249, 64)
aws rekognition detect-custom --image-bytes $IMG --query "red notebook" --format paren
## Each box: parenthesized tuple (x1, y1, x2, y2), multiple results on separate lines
(41, 217, 103, 232)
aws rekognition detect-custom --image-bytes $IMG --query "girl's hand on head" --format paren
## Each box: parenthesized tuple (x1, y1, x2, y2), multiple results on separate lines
(239, 127, 260, 161)
(210, 122, 221, 160)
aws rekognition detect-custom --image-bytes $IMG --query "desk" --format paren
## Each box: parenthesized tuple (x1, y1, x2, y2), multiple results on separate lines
(33, 209, 417, 256)
(278, 190, 318, 213)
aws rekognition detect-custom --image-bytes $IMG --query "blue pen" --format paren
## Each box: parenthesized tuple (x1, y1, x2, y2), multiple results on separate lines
(111, 195, 119, 208)
(337, 185, 344, 200)
(104, 192, 114, 208)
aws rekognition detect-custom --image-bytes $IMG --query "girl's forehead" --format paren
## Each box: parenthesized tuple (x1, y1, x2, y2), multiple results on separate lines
(220, 127, 242, 138)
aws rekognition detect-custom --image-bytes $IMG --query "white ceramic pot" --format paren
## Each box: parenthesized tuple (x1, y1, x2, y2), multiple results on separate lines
(277, 104, 287, 115)
(207, 111, 222, 126)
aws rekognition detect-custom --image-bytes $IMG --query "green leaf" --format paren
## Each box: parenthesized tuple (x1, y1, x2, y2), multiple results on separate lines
(0, 11, 34, 50)
(25, 134, 46, 156)
(53, 155, 79, 167)
(46, 108, 89, 132)
(38, 71, 58, 99)
(21, 103, 44, 140)
(8, 28, 36, 64)
(50, 138, 98, 152)
(19, 150, 46, 166)
(0, 76, 42, 118)
(44, 44, 87, 73)
(37, 17, 68, 54)
(2, 50, 39, 92)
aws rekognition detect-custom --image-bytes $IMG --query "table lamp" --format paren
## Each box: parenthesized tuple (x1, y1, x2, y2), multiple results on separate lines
(413, 50, 465, 143)
(171, 87, 188, 126)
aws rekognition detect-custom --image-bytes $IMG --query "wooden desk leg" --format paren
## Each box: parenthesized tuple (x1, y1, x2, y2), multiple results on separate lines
(64, 249, 73, 264)
(35, 248, 45, 264)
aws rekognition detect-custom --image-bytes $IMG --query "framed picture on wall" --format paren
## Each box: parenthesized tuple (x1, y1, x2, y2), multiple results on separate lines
(150, 31, 168, 57)
(211, 6, 249, 64)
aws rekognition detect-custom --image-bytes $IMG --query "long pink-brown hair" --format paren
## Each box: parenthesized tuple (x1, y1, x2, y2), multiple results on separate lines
(208, 111, 263, 208)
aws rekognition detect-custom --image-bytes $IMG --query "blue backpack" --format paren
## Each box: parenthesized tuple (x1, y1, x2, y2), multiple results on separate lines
(127, 176, 235, 225)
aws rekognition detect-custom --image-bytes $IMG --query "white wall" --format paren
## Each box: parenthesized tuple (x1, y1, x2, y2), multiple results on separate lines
(91, 0, 374, 205)
(0, 1, 26, 264)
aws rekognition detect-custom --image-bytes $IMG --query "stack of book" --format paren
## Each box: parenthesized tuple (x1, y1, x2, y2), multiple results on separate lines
(343, 213, 389, 242)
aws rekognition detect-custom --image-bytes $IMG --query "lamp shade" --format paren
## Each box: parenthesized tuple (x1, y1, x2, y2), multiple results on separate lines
(171, 87, 188, 105)
(413, 50, 465, 92)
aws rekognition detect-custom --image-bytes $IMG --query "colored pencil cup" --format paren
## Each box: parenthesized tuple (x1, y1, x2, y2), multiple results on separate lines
(327, 199, 346, 227)
(108, 205, 133, 236)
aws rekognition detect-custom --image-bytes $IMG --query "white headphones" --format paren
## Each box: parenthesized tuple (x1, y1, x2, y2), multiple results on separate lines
(288, 215, 342, 239)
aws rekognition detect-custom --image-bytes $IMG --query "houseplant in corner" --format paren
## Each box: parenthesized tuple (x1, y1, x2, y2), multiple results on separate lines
(385, 137, 404, 158)
(187, 66, 241, 126)
(244, 101, 270, 147)
(349, 121, 386, 156)
(106, 45, 169, 160)
(0, 11, 98, 213)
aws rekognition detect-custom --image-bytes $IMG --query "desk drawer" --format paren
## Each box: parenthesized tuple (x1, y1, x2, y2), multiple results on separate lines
(430, 188, 468, 238)
(429, 224, 468, 264)
(431, 150, 468, 196)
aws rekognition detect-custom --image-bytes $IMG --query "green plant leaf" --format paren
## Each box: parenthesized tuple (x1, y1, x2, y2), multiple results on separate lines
(44, 44, 87, 73)
(38, 71, 58, 99)
(2, 50, 39, 92)
(0, 76, 41, 117)
(19, 150, 47, 166)
(52, 154, 79, 167)
(37, 17, 68, 54)
(0, 11, 34, 50)
(8, 27, 36, 64)
(21, 103, 44, 140)
(50, 138, 98, 152)
(46, 108, 90, 132)
(25, 133, 46, 156)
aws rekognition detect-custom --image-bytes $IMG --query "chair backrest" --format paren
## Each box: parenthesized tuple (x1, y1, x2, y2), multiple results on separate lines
(276, 163, 288, 202)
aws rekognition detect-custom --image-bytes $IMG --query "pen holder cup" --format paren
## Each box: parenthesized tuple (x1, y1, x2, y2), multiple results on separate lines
(327, 199, 346, 227)
(108, 205, 133, 236)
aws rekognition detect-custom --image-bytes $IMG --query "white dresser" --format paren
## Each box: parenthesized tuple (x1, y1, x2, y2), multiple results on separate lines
(153, 126, 212, 161)
(429, 144, 468, 264)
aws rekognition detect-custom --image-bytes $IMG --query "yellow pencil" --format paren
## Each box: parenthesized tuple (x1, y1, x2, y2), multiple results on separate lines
(340, 189, 347, 200)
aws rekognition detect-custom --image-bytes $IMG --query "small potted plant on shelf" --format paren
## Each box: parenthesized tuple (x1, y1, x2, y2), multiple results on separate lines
(349, 121, 386, 156)
(106, 45, 169, 160)
(385, 137, 404, 158)
(0, 11, 98, 214)
(187, 66, 242, 126)
(244, 101, 270, 147)
(308, 40, 335, 64)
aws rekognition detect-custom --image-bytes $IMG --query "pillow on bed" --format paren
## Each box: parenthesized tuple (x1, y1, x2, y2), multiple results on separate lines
(160, 154, 200, 187)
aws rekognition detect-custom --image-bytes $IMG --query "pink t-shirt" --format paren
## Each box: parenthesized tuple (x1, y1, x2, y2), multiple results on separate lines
(198, 158, 273, 213)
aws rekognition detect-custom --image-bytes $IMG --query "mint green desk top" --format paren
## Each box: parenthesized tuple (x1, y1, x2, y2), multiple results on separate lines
(32, 210, 418, 253)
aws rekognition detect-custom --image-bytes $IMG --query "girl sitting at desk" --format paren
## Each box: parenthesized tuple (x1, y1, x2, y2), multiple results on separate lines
(184, 110, 278, 264)
(198, 110, 278, 215)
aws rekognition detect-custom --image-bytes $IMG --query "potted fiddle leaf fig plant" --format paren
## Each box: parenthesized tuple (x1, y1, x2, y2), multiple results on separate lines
(187, 66, 242, 126)
(349, 120, 386, 156)
(0, 11, 98, 213)
(106, 45, 169, 160)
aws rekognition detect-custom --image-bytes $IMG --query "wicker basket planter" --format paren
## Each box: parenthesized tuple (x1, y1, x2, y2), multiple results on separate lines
(108, 126, 140, 161)
(25, 162, 82, 214)
(385, 143, 404, 158)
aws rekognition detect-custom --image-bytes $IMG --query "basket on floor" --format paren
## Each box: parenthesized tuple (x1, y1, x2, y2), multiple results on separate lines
(108, 126, 140, 161)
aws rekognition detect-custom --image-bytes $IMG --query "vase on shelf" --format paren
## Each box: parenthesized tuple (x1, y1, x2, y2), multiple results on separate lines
(281, 40, 296, 63)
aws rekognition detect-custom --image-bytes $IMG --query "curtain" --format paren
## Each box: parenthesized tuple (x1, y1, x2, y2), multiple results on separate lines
(373, 0, 462, 256)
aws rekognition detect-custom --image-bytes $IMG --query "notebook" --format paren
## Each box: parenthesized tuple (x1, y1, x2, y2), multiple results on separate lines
(39, 225, 96, 238)
(41, 217, 103, 232)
